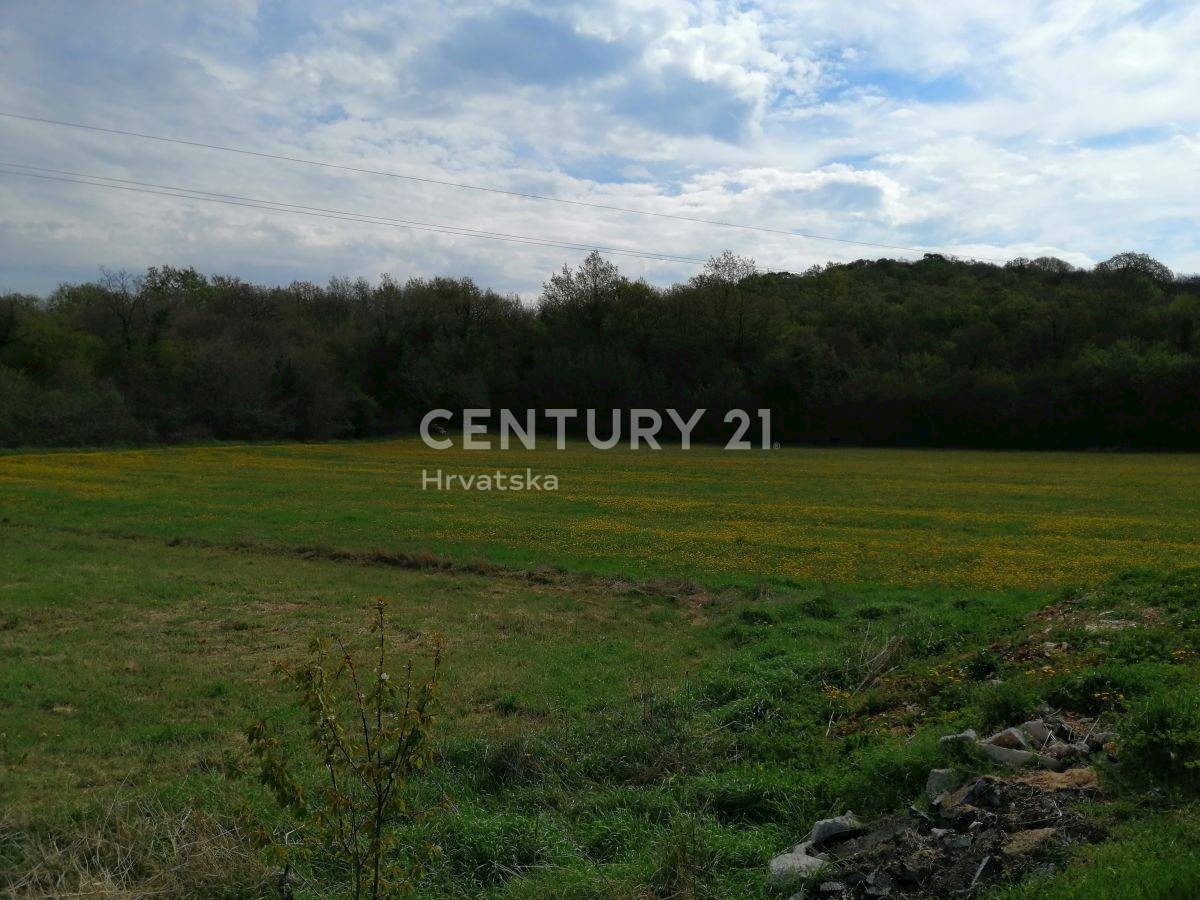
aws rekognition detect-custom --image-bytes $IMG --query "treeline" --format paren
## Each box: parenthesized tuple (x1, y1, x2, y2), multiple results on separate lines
(1, 250, 1198, 449)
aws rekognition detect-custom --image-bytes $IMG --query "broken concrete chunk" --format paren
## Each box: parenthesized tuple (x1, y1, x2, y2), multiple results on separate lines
(939, 728, 978, 747)
(770, 812, 869, 885)
(1043, 740, 1091, 762)
(925, 768, 956, 802)
(769, 842, 827, 886)
(807, 811, 866, 848)
(938, 778, 1003, 828)
(930, 827, 968, 845)
(1021, 719, 1052, 744)
(938, 776, 990, 812)
(1042, 739, 1070, 757)
(939, 803, 981, 827)
(976, 740, 1067, 771)
(772, 711, 1106, 896)
(1053, 722, 1078, 742)
(976, 741, 1037, 768)
(985, 727, 1031, 750)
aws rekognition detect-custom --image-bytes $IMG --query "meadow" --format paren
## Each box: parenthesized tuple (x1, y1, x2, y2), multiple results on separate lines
(2, 441, 1199, 897)
(2, 440, 1198, 590)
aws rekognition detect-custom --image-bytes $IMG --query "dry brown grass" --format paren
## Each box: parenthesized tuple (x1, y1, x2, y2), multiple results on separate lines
(1, 796, 273, 899)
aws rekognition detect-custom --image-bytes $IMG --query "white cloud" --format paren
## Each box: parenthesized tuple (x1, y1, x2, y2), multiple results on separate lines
(1, 0, 1198, 296)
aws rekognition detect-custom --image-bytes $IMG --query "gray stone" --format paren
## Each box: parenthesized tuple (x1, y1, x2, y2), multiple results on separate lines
(939, 728, 978, 747)
(937, 777, 986, 815)
(1045, 740, 1091, 762)
(819, 883, 847, 895)
(807, 811, 866, 848)
(985, 727, 1031, 750)
(1042, 739, 1072, 758)
(925, 768, 956, 802)
(976, 741, 1037, 768)
(971, 740, 1067, 772)
(769, 841, 827, 886)
(1053, 722, 1078, 742)
(1021, 719, 1052, 745)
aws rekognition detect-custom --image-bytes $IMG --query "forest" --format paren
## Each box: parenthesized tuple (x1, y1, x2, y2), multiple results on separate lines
(1, 250, 1197, 449)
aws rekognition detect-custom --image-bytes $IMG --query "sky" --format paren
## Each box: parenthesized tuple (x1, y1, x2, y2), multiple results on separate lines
(1, 0, 1198, 297)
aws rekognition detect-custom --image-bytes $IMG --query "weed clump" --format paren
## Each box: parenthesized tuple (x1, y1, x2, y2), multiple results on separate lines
(1121, 688, 1200, 790)
(974, 679, 1040, 732)
(429, 810, 571, 888)
(246, 599, 442, 899)
(0, 797, 271, 898)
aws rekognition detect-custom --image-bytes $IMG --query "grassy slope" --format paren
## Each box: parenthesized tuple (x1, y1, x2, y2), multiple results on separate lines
(0, 528, 708, 813)
(0, 525, 1055, 895)
(1, 441, 1198, 590)
(2, 442, 1199, 896)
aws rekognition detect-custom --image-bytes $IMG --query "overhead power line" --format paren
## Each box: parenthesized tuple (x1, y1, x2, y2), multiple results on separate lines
(0, 110, 935, 256)
(0, 163, 709, 265)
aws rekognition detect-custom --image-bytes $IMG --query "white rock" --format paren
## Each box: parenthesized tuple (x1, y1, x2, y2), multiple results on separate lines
(769, 841, 827, 886)
(939, 728, 978, 747)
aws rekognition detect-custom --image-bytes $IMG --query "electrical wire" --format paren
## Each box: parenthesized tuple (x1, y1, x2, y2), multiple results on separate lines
(0, 110, 935, 256)
(0, 163, 711, 264)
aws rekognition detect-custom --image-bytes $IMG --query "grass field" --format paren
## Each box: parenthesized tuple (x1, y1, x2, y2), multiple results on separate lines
(2, 440, 1198, 589)
(2, 441, 1199, 897)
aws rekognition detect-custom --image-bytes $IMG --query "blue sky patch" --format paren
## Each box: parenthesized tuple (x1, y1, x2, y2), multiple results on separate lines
(1079, 125, 1177, 150)
(424, 9, 634, 88)
(612, 68, 755, 142)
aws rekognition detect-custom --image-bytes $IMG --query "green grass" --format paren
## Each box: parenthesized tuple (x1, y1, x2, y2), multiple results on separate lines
(1, 440, 1198, 590)
(0, 525, 1048, 896)
(2, 441, 1199, 896)
(0, 527, 708, 813)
